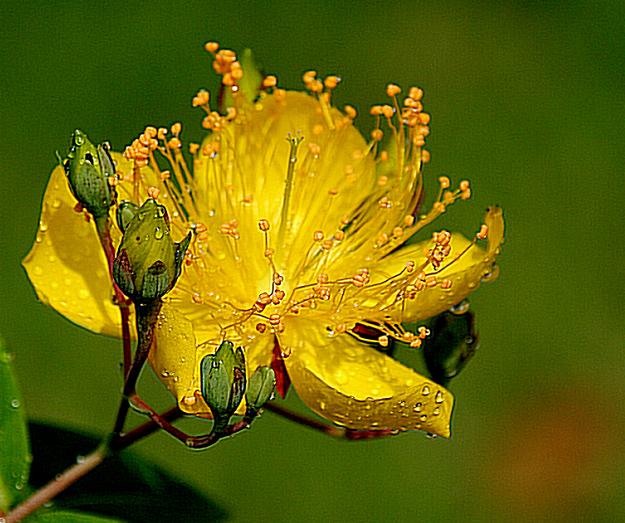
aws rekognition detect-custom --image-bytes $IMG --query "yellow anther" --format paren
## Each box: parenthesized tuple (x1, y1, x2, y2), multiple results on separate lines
(378, 175, 388, 186)
(344, 105, 357, 119)
(334, 230, 345, 241)
(477, 224, 489, 240)
(322, 239, 334, 250)
(303, 70, 317, 83)
(189, 143, 200, 155)
(371, 128, 384, 141)
(418, 112, 431, 125)
(438, 176, 450, 189)
(409, 86, 424, 101)
(145, 126, 157, 138)
(410, 339, 423, 349)
(269, 314, 281, 326)
(171, 122, 182, 136)
(157, 127, 168, 140)
(425, 276, 438, 288)
(192, 293, 203, 304)
(256, 323, 267, 333)
(370, 105, 384, 116)
(313, 230, 324, 242)
(262, 75, 277, 88)
(393, 226, 404, 237)
(440, 279, 453, 289)
(323, 75, 341, 90)
(192, 89, 210, 107)
(379, 150, 389, 161)
(406, 261, 415, 272)
(404, 215, 415, 226)
(386, 83, 401, 97)
(421, 149, 431, 163)
(167, 137, 181, 149)
(147, 186, 160, 199)
(460, 188, 472, 200)
(381, 105, 394, 119)
(317, 273, 329, 284)
(258, 219, 270, 231)
(459, 180, 470, 192)
(204, 41, 219, 53)
(273, 273, 284, 286)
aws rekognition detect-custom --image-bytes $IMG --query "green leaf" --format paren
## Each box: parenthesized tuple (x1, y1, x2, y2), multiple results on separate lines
(26, 509, 121, 522)
(0, 339, 31, 511)
(27, 423, 227, 523)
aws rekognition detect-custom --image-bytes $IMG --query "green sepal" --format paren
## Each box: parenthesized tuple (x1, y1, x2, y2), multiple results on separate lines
(140, 260, 170, 301)
(238, 48, 263, 103)
(201, 354, 231, 421)
(245, 366, 276, 416)
(116, 201, 139, 233)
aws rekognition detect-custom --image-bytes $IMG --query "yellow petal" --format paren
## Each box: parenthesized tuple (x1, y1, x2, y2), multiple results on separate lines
(22, 163, 121, 336)
(151, 302, 275, 416)
(374, 206, 504, 322)
(281, 318, 454, 437)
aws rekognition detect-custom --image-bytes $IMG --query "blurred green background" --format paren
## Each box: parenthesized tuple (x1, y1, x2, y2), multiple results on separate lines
(1, 1, 624, 521)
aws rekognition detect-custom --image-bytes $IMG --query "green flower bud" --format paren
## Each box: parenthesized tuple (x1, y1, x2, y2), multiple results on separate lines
(245, 366, 276, 416)
(200, 341, 247, 423)
(113, 198, 191, 304)
(423, 307, 478, 387)
(59, 129, 115, 219)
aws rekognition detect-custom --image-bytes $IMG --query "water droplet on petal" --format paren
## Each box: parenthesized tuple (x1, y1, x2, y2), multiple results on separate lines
(422, 385, 430, 396)
(154, 226, 164, 240)
(450, 300, 470, 315)
(435, 391, 444, 404)
(10, 399, 20, 409)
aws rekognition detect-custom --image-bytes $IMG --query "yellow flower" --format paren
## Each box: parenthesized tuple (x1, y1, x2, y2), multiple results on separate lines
(23, 45, 504, 438)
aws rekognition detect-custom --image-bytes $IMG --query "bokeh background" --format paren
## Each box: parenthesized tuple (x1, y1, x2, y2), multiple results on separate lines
(1, 1, 624, 521)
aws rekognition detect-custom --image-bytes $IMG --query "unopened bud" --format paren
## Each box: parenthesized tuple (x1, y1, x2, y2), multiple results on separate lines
(59, 129, 116, 219)
(245, 366, 276, 416)
(200, 341, 247, 424)
(113, 199, 191, 304)
(423, 309, 478, 387)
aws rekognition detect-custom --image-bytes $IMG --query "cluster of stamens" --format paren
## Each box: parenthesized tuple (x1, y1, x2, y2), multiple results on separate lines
(113, 41, 496, 359)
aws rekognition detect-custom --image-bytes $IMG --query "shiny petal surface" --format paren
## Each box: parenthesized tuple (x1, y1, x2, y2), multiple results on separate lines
(281, 318, 453, 437)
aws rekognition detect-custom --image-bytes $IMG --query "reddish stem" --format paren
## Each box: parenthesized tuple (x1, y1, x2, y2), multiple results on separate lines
(95, 217, 132, 377)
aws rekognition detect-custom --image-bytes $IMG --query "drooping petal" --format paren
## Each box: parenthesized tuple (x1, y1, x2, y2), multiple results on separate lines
(281, 318, 454, 437)
(371, 206, 504, 322)
(151, 302, 275, 416)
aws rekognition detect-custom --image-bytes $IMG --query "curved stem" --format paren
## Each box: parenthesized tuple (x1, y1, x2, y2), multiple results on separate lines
(5, 447, 106, 523)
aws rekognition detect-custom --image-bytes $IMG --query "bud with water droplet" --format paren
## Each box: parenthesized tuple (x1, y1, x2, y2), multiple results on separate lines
(423, 309, 478, 387)
(113, 198, 191, 304)
(200, 341, 247, 425)
(245, 366, 276, 416)
(58, 129, 116, 219)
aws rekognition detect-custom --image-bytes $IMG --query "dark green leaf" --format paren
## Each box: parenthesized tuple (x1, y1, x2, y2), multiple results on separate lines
(28, 423, 227, 523)
(0, 339, 31, 511)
